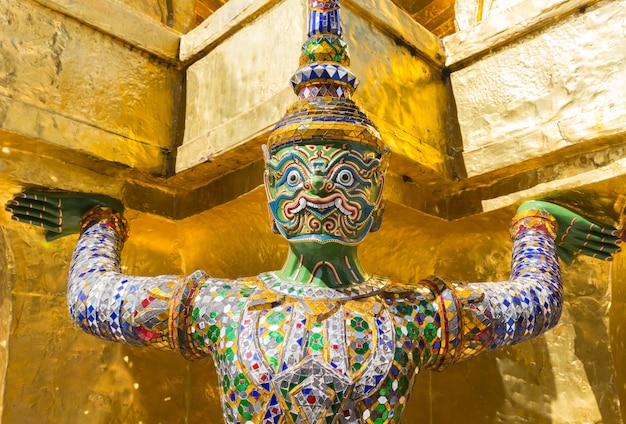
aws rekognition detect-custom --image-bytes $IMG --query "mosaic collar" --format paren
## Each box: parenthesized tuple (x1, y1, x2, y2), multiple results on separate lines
(258, 272, 389, 301)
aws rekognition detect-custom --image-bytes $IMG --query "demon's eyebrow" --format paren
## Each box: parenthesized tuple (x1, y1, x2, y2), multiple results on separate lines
(267, 150, 313, 173)
(325, 149, 381, 174)
(268, 147, 381, 175)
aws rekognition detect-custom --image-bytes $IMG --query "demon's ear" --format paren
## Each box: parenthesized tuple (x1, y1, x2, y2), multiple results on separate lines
(370, 199, 385, 233)
(270, 218, 280, 234)
(262, 144, 271, 162)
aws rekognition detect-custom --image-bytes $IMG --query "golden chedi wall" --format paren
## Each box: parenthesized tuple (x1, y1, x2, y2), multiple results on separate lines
(1, 0, 626, 423)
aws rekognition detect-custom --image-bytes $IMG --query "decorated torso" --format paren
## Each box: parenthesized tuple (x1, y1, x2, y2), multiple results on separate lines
(187, 273, 442, 424)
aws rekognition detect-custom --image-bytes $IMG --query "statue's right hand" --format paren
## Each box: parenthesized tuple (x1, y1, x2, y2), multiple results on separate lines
(5, 191, 123, 241)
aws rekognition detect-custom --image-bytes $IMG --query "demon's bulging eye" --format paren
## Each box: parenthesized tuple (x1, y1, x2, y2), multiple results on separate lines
(285, 169, 303, 189)
(336, 169, 355, 186)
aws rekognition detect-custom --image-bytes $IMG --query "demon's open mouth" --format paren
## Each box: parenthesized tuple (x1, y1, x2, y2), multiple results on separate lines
(285, 194, 358, 219)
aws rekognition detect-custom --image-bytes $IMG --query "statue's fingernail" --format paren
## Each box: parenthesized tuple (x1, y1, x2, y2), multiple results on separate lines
(5, 207, 11, 213)
(616, 248, 622, 254)
(606, 256, 614, 262)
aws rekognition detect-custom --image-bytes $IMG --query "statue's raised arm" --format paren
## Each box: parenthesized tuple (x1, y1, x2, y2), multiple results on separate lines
(6, 191, 219, 358)
(424, 200, 622, 370)
(523, 200, 622, 264)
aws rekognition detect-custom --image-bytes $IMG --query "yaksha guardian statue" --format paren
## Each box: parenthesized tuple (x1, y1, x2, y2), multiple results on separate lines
(6, 0, 624, 423)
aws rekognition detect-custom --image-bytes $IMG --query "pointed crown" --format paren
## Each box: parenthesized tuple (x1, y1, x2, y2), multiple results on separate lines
(267, 0, 386, 154)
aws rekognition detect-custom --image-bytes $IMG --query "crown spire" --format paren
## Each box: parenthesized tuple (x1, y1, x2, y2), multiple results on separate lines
(267, 0, 386, 153)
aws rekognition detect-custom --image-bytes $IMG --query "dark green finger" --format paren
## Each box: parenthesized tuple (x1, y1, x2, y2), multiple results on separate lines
(576, 246, 614, 261)
(6, 206, 61, 224)
(569, 238, 622, 254)
(11, 211, 63, 229)
(17, 192, 63, 206)
(10, 198, 60, 214)
(11, 215, 62, 232)
(569, 217, 619, 236)
(567, 228, 621, 245)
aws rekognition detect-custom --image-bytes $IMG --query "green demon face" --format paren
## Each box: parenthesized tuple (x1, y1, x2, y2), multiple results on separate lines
(264, 142, 386, 244)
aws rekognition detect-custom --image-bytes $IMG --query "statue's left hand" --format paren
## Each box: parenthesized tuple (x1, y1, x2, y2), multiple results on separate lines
(5, 191, 123, 241)
(518, 200, 623, 265)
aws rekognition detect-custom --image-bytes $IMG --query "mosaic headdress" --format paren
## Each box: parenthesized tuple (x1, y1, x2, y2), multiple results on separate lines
(267, 0, 387, 154)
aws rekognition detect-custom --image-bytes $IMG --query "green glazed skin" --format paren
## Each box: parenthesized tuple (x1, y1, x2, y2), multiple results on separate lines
(264, 141, 386, 287)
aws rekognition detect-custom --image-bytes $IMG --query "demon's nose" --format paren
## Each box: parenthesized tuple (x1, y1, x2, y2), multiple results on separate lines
(310, 175, 325, 192)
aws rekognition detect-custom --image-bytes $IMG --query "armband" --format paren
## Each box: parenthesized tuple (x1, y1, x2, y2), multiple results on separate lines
(80, 205, 129, 243)
(510, 209, 557, 240)
(421, 276, 464, 371)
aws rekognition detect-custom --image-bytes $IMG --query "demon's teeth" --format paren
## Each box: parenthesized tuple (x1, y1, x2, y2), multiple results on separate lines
(307, 201, 333, 209)
(307, 201, 331, 210)
(336, 199, 351, 216)
(291, 197, 307, 214)
(289, 197, 351, 216)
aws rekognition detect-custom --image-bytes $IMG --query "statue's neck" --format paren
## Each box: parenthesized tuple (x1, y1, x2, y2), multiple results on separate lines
(275, 242, 368, 288)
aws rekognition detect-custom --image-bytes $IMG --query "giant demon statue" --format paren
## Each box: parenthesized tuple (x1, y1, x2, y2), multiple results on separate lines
(6, 0, 624, 422)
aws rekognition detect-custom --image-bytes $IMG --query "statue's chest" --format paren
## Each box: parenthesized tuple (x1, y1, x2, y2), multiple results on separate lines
(200, 279, 440, 423)
(236, 297, 397, 422)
